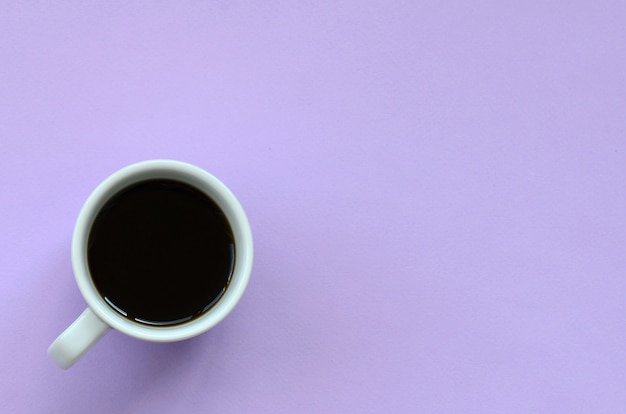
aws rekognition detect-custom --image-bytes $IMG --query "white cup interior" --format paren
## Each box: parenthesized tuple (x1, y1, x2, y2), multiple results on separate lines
(71, 160, 253, 342)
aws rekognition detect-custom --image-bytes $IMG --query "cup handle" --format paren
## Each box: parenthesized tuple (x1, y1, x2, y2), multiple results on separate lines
(48, 308, 110, 369)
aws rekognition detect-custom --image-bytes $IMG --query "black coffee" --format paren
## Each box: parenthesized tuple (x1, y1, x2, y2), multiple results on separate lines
(87, 179, 235, 326)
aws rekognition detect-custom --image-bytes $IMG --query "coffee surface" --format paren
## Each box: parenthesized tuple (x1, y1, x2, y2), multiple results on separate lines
(88, 179, 234, 325)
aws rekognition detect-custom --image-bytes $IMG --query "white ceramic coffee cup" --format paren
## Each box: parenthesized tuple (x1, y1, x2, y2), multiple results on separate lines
(48, 160, 253, 369)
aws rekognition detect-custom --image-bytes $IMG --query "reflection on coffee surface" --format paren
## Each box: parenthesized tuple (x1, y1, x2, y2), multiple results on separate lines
(88, 179, 235, 326)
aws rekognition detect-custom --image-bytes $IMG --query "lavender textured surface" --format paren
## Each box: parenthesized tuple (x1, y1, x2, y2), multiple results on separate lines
(1, 2, 626, 412)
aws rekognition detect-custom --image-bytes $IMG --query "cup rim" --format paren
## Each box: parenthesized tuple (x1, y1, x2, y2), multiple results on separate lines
(71, 160, 253, 342)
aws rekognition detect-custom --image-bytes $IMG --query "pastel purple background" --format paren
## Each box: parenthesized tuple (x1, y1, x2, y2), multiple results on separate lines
(1, 1, 625, 412)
